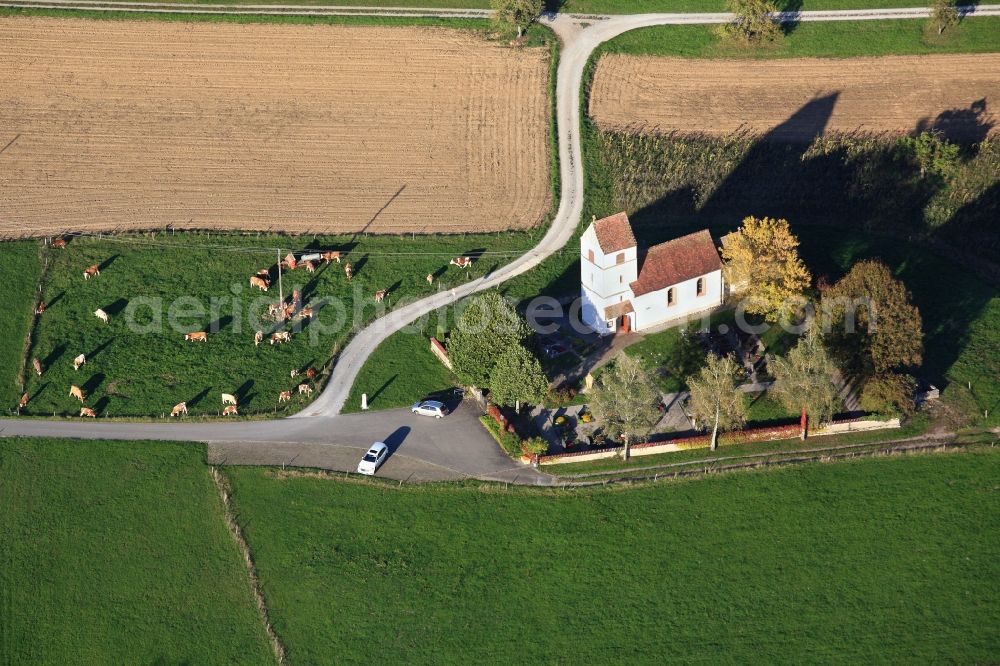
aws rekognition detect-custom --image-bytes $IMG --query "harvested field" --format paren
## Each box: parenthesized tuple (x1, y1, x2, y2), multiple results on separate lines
(590, 53, 1000, 140)
(0, 17, 551, 237)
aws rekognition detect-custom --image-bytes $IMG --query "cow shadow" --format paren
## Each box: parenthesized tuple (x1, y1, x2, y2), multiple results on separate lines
(208, 314, 233, 334)
(234, 379, 255, 408)
(86, 338, 115, 361)
(93, 396, 110, 415)
(431, 265, 449, 281)
(97, 255, 120, 272)
(352, 254, 369, 277)
(28, 382, 49, 403)
(462, 248, 487, 262)
(186, 387, 211, 410)
(81, 372, 105, 396)
(103, 297, 129, 316)
(43, 344, 67, 367)
(45, 291, 66, 310)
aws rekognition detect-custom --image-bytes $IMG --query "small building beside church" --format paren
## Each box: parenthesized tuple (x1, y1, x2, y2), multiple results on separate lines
(580, 211, 724, 335)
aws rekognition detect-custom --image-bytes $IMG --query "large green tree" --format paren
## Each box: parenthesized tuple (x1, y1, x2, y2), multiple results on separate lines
(589, 355, 661, 460)
(491, 0, 543, 38)
(686, 353, 747, 451)
(721, 216, 812, 323)
(448, 291, 530, 389)
(489, 345, 549, 411)
(770, 328, 840, 431)
(823, 260, 923, 378)
(718, 0, 783, 46)
(899, 131, 959, 182)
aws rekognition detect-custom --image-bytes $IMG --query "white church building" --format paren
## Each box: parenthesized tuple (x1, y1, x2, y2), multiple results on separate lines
(580, 211, 724, 335)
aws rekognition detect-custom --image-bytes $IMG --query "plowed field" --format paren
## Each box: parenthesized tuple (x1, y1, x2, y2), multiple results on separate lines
(0, 17, 551, 237)
(590, 53, 1000, 140)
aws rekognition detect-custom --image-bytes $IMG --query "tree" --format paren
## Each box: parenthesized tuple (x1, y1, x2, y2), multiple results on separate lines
(491, 0, 543, 39)
(860, 373, 917, 417)
(686, 353, 747, 451)
(720, 216, 812, 323)
(899, 131, 959, 181)
(588, 355, 661, 460)
(770, 327, 840, 431)
(448, 291, 530, 388)
(718, 0, 783, 46)
(929, 0, 959, 35)
(823, 260, 923, 378)
(489, 345, 549, 411)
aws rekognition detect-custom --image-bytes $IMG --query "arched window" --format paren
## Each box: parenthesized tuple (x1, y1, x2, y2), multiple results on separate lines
(667, 288, 675, 306)
(696, 277, 705, 296)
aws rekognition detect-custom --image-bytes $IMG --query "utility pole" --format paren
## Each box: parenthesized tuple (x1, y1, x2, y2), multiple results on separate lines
(277, 248, 284, 304)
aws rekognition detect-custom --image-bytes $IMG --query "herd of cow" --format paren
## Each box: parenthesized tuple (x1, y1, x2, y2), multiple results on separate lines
(17, 239, 477, 419)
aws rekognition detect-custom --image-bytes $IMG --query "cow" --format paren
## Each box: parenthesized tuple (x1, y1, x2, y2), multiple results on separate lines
(278, 390, 292, 403)
(322, 251, 341, 264)
(282, 305, 296, 321)
(282, 253, 297, 270)
(254, 330, 264, 346)
(72, 354, 86, 371)
(256, 268, 271, 278)
(185, 331, 207, 342)
(80, 407, 96, 418)
(450, 256, 473, 269)
(297, 306, 314, 320)
(69, 385, 85, 402)
(52, 238, 67, 249)
(94, 308, 109, 324)
(297, 383, 313, 396)
(292, 290, 301, 308)
(18, 393, 29, 410)
(83, 264, 100, 280)
(344, 263, 353, 280)
(305, 367, 317, 380)
(250, 276, 270, 292)
(221, 393, 237, 406)
(35, 301, 45, 315)
(222, 405, 238, 416)
(290, 369, 299, 378)
(426, 273, 434, 285)
(374, 290, 387, 303)
(303, 260, 316, 273)
(267, 303, 284, 319)
(32, 358, 42, 376)
(170, 402, 187, 417)
(270, 331, 291, 345)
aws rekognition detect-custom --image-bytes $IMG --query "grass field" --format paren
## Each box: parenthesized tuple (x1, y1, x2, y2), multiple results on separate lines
(12, 231, 540, 417)
(0, 438, 272, 664)
(227, 448, 1000, 663)
(0, 243, 41, 411)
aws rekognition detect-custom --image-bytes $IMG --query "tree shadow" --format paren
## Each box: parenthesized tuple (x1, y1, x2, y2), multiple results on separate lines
(915, 98, 995, 146)
(103, 297, 129, 317)
(778, 0, 804, 36)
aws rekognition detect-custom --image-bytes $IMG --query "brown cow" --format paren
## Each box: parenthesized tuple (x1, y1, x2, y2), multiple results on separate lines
(80, 407, 96, 418)
(222, 405, 238, 416)
(282, 253, 297, 270)
(322, 251, 341, 264)
(292, 289, 301, 308)
(52, 238, 67, 249)
(83, 264, 100, 280)
(69, 385, 85, 402)
(254, 330, 264, 346)
(344, 263, 353, 280)
(305, 367, 317, 380)
(35, 301, 46, 315)
(270, 331, 291, 345)
(170, 402, 187, 417)
(450, 256, 473, 269)
(18, 393, 29, 410)
(426, 273, 434, 285)
(303, 260, 316, 273)
(297, 383, 313, 396)
(267, 303, 284, 319)
(72, 354, 86, 371)
(250, 276, 270, 292)
(278, 390, 292, 403)
(297, 306, 314, 320)
(256, 268, 271, 278)
(282, 305, 296, 321)
(32, 358, 42, 376)
(185, 332, 208, 342)
(374, 290, 387, 303)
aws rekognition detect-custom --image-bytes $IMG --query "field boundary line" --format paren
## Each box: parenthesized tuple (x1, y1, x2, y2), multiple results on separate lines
(17, 243, 50, 400)
(210, 466, 287, 666)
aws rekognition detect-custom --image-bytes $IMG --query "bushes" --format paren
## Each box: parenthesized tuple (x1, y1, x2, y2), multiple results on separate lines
(480, 416, 523, 458)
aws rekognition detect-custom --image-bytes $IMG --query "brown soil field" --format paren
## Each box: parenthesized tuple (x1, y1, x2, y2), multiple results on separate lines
(0, 17, 551, 237)
(590, 53, 999, 140)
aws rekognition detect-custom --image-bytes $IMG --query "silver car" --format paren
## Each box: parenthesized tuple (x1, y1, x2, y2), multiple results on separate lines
(411, 400, 448, 418)
(357, 442, 388, 475)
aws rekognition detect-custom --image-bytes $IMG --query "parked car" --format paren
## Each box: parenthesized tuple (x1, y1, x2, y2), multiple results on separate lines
(411, 400, 448, 418)
(542, 342, 570, 358)
(357, 442, 389, 475)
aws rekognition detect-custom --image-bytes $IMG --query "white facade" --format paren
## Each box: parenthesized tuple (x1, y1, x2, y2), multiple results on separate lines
(580, 216, 724, 336)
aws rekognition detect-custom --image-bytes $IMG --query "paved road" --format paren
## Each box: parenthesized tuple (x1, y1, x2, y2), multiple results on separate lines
(3, 3, 996, 481)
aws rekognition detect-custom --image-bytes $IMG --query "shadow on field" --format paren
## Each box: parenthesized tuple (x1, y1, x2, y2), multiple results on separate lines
(93, 396, 110, 415)
(103, 297, 129, 316)
(369, 374, 398, 406)
(86, 338, 115, 361)
(916, 98, 995, 147)
(235, 379, 255, 408)
(45, 290, 66, 310)
(187, 387, 211, 410)
(97, 254, 120, 273)
(81, 372, 105, 396)
(43, 344, 66, 368)
(208, 315, 233, 334)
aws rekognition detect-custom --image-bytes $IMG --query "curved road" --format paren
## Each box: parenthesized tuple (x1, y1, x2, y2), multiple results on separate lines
(1, 3, 996, 482)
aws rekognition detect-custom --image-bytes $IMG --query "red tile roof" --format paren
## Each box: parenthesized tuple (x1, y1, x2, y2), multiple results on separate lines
(592, 212, 637, 254)
(629, 230, 721, 297)
(604, 300, 635, 319)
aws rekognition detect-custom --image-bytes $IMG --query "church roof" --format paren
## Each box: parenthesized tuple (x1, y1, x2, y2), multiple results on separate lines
(592, 212, 637, 254)
(630, 230, 721, 297)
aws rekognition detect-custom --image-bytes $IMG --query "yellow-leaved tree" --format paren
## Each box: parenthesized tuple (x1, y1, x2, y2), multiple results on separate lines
(721, 216, 812, 322)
